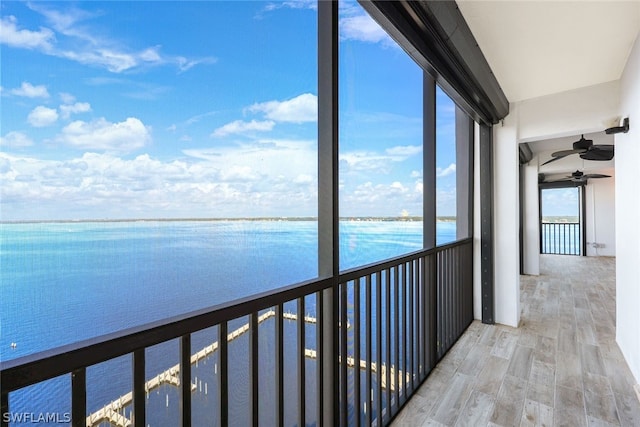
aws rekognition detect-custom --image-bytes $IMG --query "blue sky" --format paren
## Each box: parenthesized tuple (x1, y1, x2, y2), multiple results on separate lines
(1, 1, 457, 221)
(541, 187, 580, 217)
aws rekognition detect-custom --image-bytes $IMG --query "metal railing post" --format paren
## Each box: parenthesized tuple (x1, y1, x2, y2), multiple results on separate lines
(318, 1, 339, 425)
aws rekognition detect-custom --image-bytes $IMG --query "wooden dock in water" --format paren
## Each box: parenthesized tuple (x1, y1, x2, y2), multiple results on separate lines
(87, 310, 312, 426)
(86, 310, 371, 427)
(304, 349, 407, 392)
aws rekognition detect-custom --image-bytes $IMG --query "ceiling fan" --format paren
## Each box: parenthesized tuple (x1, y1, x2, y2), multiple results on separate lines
(539, 170, 611, 184)
(541, 134, 614, 166)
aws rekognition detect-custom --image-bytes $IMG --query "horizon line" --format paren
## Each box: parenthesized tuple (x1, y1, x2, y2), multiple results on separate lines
(0, 216, 460, 225)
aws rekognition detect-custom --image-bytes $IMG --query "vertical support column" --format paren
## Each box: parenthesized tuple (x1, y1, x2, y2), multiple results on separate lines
(423, 73, 439, 377)
(538, 187, 543, 254)
(479, 124, 495, 324)
(71, 368, 86, 427)
(219, 322, 229, 427)
(318, 1, 339, 426)
(423, 73, 436, 249)
(456, 107, 474, 240)
(180, 334, 191, 427)
(1, 392, 8, 427)
(275, 304, 284, 427)
(297, 298, 306, 427)
(133, 349, 146, 427)
(519, 165, 525, 272)
(581, 185, 587, 256)
(249, 313, 259, 427)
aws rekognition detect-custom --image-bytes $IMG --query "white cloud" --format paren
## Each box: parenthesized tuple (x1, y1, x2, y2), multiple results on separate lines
(340, 145, 420, 174)
(28, 106, 59, 127)
(211, 120, 276, 138)
(340, 180, 422, 216)
(10, 82, 50, 98)
(293, 174, 314, 184)
(340, 151, 392, 174)
(256, 1, 317, 19)
(140, 46, 162, 62)
(57, 117, 151, 152)
(0, 15, 54, 50)
(176, 56, 217, 72)
(0, 138, 319, 220)
(219, 165, 262, 182)
(60, 102, 91, 119)
(436, 163, 456, 178)
(183, 139, 316, 186)
(0, 131, 34, 148)
(0, 157, 11, 174)
(385, 145, 422, 158)
(340, 13, 391, 45)
(389, 181, 408, 192)
(262, 1, 317, 13)
(248, 93, 317, 123)
(60, 48, 138, 73)
(59, 93, 76, 104)
(411, 170, 422, 178)
(3, 7, 215, 74)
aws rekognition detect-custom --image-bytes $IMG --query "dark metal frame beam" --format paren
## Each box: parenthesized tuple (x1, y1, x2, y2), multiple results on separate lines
(424, 74, 436, 249)
(456, 106, 474, 240)
(581, 186, 587, 257)
(359, 1, 509, 126)
(317, 1, 339, 425)
(479, 124, 495, 324)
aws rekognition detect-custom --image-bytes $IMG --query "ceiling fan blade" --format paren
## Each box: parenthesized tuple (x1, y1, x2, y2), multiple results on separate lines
(580, 145, 614, 161)
(582, 174, 611, 179)
(545, 178, 573, 183)
(551, 148, 586, 158)
(541, 148, 584, 166)
(541, 156, 564, 166)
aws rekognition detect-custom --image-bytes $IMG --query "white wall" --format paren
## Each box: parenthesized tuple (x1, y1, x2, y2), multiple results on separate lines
(616, 33, 640, 385)
(473, 123, 482, 320)
(472, 114, 522, 327)
(493, 110, 521, 327)
(518, 80, 620, 143)
(585, 173, 616, 257)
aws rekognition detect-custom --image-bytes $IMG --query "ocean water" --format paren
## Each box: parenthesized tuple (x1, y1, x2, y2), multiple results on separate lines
(0, 220, 456, 425)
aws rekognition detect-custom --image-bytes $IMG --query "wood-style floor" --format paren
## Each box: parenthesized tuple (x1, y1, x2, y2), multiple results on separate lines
(392, 255, 640, 426)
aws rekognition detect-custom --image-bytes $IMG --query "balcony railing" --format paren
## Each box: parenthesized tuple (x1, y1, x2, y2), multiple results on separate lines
(541, 222, 581, 255)
(1, 238, 473, 427)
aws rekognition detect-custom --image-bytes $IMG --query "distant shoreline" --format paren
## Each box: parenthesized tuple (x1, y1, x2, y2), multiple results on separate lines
(1, 216, 457, 225)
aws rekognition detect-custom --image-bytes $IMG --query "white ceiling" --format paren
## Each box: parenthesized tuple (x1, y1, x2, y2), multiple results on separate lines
(457, 1, 640, 102)
(458, 1, 638, 177)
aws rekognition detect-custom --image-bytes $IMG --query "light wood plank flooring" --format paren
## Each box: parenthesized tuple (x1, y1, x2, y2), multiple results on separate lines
(392, 255, 640, 426)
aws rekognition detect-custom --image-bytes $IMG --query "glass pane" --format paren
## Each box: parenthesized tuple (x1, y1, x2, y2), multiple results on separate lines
(435, 86, 457, 245)
(192, 326, 221, 426)
(541, 187, 581, 255)
(1, 0, 318, 351)
(1, 1, 318, 422)
(338, 0, 423, 269)
(5, 375, 70, 426)
(541, 188, 580, 220)
(87, 355, 132, 426)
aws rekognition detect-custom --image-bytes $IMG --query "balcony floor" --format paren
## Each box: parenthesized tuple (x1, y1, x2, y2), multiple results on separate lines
(392, 255, 640, 426)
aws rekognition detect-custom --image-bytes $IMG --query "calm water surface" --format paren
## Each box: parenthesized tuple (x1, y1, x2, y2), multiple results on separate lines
(0, 220, 455, 425)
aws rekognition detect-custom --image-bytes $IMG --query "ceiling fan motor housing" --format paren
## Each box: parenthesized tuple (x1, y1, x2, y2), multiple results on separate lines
(573, 136, 593, 150)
